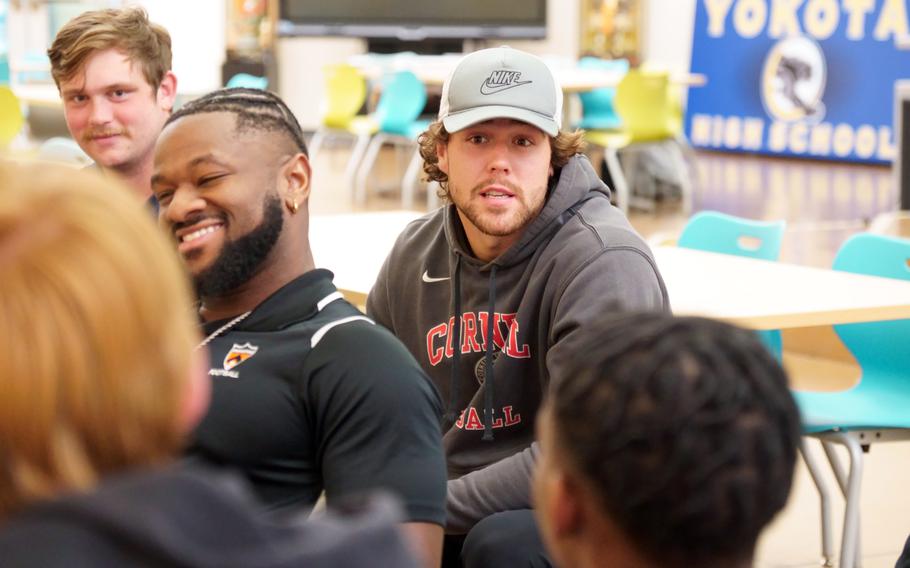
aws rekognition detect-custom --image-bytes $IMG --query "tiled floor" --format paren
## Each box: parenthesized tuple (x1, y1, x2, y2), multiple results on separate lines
(307, 142, 910, 568)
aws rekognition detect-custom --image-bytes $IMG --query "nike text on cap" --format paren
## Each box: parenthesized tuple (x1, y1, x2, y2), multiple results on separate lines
(438, 46, 562, 137)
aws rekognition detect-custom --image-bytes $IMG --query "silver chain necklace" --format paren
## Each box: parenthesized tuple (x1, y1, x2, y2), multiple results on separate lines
(195, 311, 252, 350)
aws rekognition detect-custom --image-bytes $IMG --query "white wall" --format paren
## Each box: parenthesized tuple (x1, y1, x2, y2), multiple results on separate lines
(277, 37, 365, 129)
(509, 0, 580, 58)
(136, 0, 226, 96)
(642, 0, 697, 74)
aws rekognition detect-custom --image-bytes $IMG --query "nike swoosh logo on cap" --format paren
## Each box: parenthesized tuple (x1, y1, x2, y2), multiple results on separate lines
(422, 270, 450, 283)
(479, 79, 532, 95)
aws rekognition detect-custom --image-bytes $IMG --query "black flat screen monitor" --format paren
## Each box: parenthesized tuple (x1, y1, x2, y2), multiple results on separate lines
(278, 0, 547, 40)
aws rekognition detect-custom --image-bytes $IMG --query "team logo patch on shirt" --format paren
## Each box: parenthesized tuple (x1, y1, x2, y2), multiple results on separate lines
(223, 343, 259, 370)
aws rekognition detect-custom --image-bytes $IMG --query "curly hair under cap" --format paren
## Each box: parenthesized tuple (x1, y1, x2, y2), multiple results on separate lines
(417, 120, 586, 200)
(549, 312, 801, 568)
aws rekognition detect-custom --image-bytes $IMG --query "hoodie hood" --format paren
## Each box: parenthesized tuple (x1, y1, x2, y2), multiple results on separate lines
(0, 466, 418, 568)
(443, 154, 611, 269)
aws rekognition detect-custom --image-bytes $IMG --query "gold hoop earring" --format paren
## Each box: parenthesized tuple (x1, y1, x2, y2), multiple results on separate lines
(288, 201, 299, 214)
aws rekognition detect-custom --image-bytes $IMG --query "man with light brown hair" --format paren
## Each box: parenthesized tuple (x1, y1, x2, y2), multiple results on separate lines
(48, 7, 176, 200)
(367, 46, 669, 567)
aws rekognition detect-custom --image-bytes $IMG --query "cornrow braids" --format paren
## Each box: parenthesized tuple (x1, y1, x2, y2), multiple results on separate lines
(550, 313, 801, 568)
(167, 88, 308, 155)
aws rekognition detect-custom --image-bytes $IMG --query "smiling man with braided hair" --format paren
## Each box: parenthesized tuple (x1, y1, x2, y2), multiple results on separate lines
(152, 88, 445, 568)
(533, 312, 801, 568)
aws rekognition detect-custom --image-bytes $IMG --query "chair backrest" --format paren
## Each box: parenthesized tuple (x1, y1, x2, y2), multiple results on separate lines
(614, 68, 675, 142)
(678, 211, 786, 261)
(0, 86, 24, 147)
(832, 233, 910, 383)
(322, 63, 367, 129)
(225, 73, 268, 90)
(374, 70, 426, 137)
(576, 57, 629, 131)
(37, 136, 91, 166)
(678, 211, 786, 358)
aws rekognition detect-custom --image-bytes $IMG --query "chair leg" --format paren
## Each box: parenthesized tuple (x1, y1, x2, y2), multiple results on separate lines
(343, 133, 372, 197)
(604, 147, 629, 214)
(354, 135, 386, 206)
(822, 439, 863, 568)
(800, 439, 835, 567)
(669, 137, 694, 214)
(824, 433, 864, 568)
(402, 146, 422, 210)
(673, 135, 698, 216)
(308, 129, 326, 164)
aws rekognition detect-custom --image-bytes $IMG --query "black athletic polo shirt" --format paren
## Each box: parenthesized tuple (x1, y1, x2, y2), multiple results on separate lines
(188, 270, 446, 526)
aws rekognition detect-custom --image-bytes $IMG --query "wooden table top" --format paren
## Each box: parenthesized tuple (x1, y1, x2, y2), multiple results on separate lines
(310, 211, 910, 329)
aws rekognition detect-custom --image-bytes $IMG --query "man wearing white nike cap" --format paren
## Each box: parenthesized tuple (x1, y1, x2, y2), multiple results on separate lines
(367, 46, 669, 567)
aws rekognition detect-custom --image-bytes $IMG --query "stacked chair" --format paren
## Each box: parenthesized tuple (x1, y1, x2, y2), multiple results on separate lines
(793, 233, 910, 568)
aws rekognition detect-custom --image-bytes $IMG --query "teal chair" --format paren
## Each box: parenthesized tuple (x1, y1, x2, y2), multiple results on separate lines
(793, 233, 910, 568)
(226, 73, 268, 90)
(353, 70, 429, 207)
(678, 211, 786, 261)
(677, 211, 786, 357)
(576, 57, 629, 131)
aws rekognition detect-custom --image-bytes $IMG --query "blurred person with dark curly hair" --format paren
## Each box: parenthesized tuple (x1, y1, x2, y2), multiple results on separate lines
(533, 312, 801, 568)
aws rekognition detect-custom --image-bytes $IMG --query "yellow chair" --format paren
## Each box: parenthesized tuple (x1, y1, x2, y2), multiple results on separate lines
(585, 68, 693, 213)
(306, 64, 369, 189)
(0, 86, 25, 148)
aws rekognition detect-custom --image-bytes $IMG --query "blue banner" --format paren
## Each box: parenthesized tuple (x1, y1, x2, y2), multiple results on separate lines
(684, 0, 910, 164)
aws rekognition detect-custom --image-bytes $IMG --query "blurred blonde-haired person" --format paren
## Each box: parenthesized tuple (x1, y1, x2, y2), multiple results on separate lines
(0, 163, 420, 568)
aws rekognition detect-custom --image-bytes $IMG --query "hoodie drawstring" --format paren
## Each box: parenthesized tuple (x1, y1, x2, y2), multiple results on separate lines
(482, 265, 497, 441)
(443, 255, 463, 428)
(443, 256, 498, 442)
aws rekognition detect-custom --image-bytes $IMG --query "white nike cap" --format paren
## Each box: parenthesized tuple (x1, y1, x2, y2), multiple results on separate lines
(438, 46, 562, 137)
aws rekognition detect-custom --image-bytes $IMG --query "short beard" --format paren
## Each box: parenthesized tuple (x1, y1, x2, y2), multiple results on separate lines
(451, 179, 543, 237)
(193, 194, 284, 299)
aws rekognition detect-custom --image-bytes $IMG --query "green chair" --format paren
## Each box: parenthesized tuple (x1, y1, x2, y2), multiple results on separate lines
(794, 233, 910, 568)
(307, 63, 368, 160)
(0, 86, 24, 148)
(585, 68, 692, 213)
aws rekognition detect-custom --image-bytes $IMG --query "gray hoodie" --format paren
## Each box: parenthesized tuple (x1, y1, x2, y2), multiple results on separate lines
(367, 154, 669, 533)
